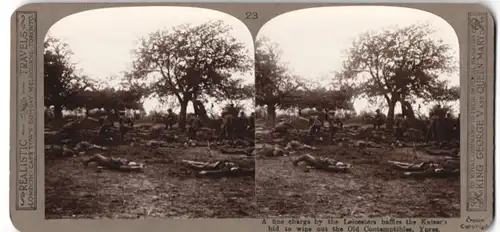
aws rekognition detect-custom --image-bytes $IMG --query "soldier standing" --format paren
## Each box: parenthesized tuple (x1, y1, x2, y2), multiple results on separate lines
(247, 112, 255, 139)
(219, 109, 235, 141)
(248, 112, 255, 131)
(308, 115, 322, 136)
(98, 117, 113, 139)
(374, 109, 384, 130)
(393, 114, 407, 141)
(165, 108, 177, 130)
(236, 111, 248, 139)
(118, 118, 127, 141)
(327, 111, 338, 142)
(443, 113, 454, 142)
(187, 114, 203, 140)
(426, 113, 440, 143)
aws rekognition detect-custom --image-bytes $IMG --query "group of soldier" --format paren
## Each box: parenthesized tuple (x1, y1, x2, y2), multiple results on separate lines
(270, 109, 343, 138)
(271, 107, 459, 145)
(307, 110, 344, 137)
(425, 112, 460, 143)
(95, 110, 135, 142)
(217, 109, 255, 141)
(372, 109, 460, 143)
(159, 105, 255, 141)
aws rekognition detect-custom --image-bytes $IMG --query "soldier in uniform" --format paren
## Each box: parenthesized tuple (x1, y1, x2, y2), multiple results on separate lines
(426, 113, 440, 143)
(393, 114, 407, 141)
(327, 111, 339, 137)
(219, 108, 235, 141)
(308, 115, 323, 136)
(374, 109, 384, 130)
(247, 112, 255, 132)
(331, 111, 344, 129)
(97, 117, 113, 138)
(82, 153, 145, 172)
(181, 159, 255, 177)
(235, 111, 248, 139)
(442, 113, 454, 142)
(187, 114, 203, 140)
(165, 108, 177, 130)
(292, 153, 351, 172)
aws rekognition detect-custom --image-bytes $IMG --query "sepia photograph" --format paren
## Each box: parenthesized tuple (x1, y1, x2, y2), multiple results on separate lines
(254, 6, 461, 218)
(44, 7, 256, 219)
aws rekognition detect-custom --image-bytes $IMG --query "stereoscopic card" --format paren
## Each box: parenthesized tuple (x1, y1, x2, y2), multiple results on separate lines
(10, 2, 494, 232)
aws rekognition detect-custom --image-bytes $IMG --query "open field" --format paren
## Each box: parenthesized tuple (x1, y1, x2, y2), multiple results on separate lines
(45, 121, 256, 219)
(255, 121, 460, 218)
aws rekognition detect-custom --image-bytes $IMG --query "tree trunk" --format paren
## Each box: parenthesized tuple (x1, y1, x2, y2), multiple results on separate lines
(266, 104, 276, 126)
(179, 100, 189, 131)
(401, 100, 417, 128)
(400, 101, 406, 116)
(192, 100, 210, 126)
(54, 104, 63, 120)
(387, 100, 397, 129)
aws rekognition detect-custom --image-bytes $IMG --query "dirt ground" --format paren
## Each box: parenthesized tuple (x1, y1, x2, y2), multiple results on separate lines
(255, 122, 460, 218)
(45, 122, 256, 219)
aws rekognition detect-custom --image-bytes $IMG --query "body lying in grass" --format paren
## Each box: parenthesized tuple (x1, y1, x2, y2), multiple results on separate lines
(285, 140, 317, 151)
(292, 153, 351, 172)
(82, 153, 145, 172)
(182, 159, 254, 177)
(388, 160, 459, 177)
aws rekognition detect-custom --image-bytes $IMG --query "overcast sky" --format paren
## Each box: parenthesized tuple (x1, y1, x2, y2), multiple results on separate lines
(47, 6, 254, 115)
(257, 6, 460, 116)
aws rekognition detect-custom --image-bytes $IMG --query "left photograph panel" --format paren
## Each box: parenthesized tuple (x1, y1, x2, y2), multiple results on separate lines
(44, 7, 256, 219)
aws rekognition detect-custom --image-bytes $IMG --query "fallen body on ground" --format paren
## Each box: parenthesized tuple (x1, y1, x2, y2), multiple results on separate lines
(182, 159, 255, 177)
(82, 153, 146, 172)
(388, 160, 459, 178)
(292, 153, 352, 173)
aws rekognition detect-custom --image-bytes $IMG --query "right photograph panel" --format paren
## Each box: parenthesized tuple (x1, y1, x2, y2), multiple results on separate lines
(254, 6, 461, 218)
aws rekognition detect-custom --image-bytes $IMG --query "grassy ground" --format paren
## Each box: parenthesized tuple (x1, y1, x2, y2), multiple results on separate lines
(255, 122, 460, 218)
(45, 122, 255, 219)
(45, 118, 460, 219)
